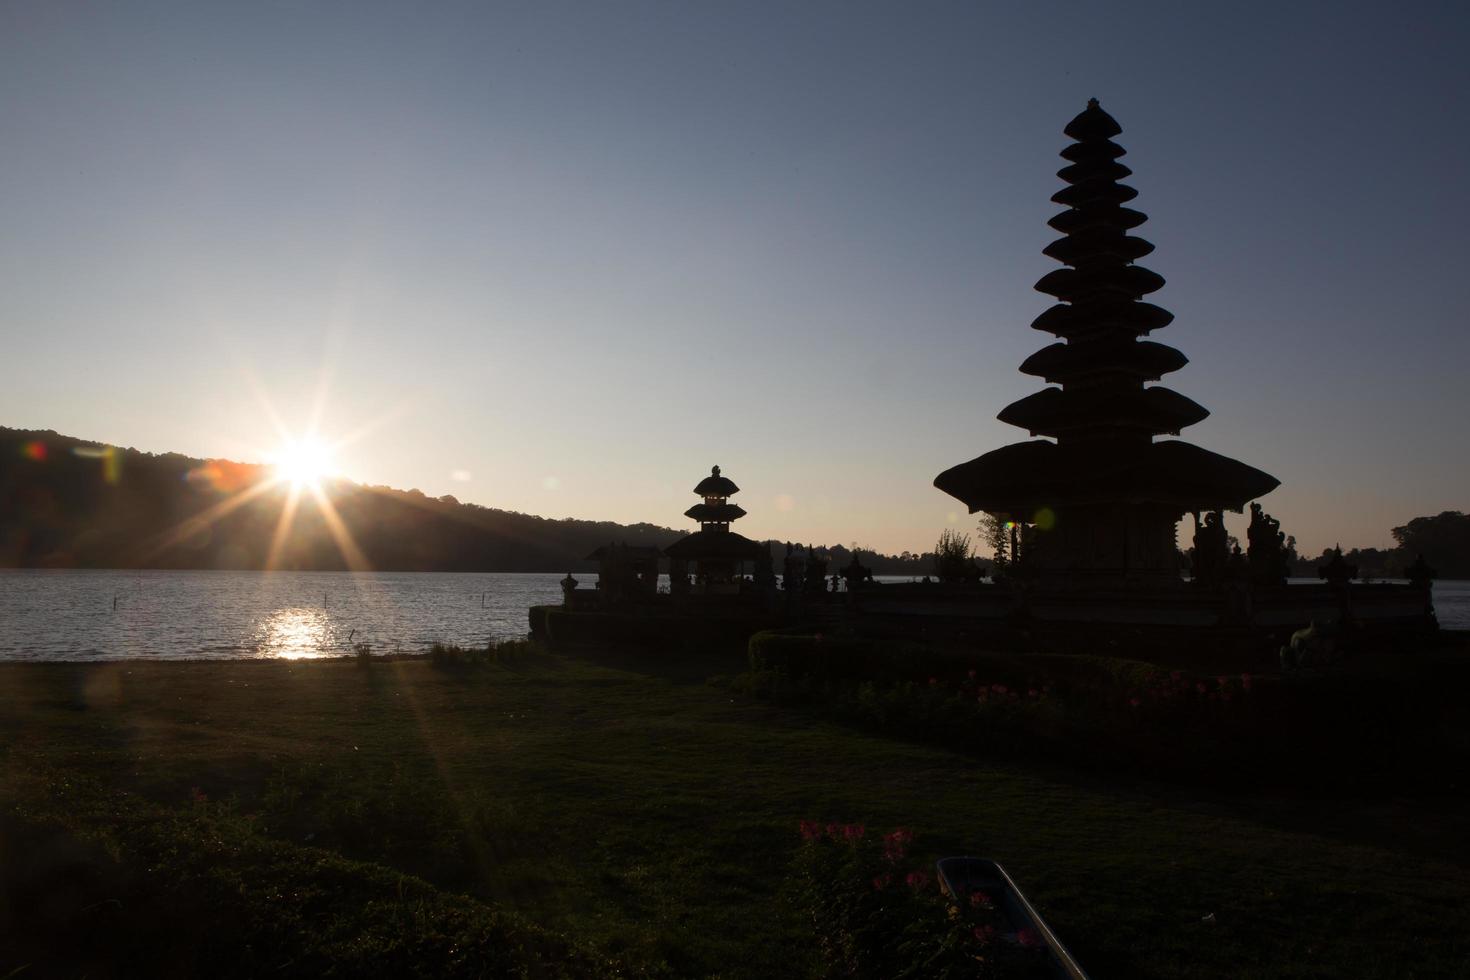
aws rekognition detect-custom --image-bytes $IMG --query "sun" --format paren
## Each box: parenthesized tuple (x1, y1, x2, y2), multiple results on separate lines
(272, 437, 335, 489)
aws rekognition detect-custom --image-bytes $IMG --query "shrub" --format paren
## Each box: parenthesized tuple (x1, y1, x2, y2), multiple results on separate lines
(428, 638, 539, 670)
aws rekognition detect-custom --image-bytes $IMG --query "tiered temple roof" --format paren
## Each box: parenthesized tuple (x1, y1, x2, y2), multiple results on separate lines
(935, 100, 1279, 518)
(664, 465, 768, 561)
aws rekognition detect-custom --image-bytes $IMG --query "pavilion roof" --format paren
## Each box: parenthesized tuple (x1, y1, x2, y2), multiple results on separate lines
(693, 464, 740, 497)
(1020, 340, 1187, 385)
(997, 385, 1209, 439)
(934, 439, 1280, 516)
(685, 501, 747, 522)
(663, 529, 769, 561)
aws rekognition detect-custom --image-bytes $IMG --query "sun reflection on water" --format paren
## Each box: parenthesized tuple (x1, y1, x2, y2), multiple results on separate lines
(254, 607, 331, 659)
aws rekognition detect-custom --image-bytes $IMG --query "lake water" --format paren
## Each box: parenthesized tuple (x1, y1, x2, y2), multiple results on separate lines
(0, 570, 566, 662)
(0, 569, 1466, 662)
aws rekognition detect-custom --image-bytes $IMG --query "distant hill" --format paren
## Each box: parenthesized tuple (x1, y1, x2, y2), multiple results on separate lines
(0, 427, 930, 574)
(0, 427, 684, 572)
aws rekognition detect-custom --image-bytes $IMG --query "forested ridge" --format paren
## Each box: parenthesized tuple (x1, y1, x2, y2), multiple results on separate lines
(0, 427, 683, 572)
(8, 427, 1461, 577)
(0, 427, 926, 574)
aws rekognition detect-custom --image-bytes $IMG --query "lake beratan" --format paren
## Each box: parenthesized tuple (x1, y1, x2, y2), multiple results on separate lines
(2, 569, 1465, 661)
(0, 570, 569, 662)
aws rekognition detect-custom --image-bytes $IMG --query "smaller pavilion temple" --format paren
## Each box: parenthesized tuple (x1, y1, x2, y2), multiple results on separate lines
(664, 465, 770, 595)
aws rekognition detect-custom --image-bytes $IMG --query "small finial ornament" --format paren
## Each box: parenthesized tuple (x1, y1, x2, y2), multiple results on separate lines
(1087, 97, 1100, 109)
(712, 465, 720, 476)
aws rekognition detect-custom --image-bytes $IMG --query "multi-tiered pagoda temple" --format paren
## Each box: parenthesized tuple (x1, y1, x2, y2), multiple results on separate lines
(664, 465, 769, 594)
(935, 100, 1279, 588)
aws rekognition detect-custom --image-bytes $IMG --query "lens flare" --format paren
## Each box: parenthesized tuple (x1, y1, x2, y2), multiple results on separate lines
(271, 437, 335, 489)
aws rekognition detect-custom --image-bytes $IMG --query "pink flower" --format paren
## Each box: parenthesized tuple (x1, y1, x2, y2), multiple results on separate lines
(1196, 681, 1207, 694)
(973, 924, 997, 945)
(928, 676, 939, 687)
(798, 819, 821, 841)
(1016, 927, 1041, 948)
(977, 692, 989, 704)
(1128, 697, 1141, 708)
(1217, 675, 1229, 688)
(967, 669, 978, 681)
(992, 683, 1008, 695)
(1028, 688, 1040, 698)
(905, 870, 931, 891)
(872, 873, 892, 891)
(843, 823, 865, 842)
(883, 828, 914, 863)
(969, 890, 994, 909)
(1240, 672, 1253, 691)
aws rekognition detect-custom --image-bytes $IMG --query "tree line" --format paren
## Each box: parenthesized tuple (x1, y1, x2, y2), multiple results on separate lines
(922, 511, 1470, 582)
(1285, 511, 1470, 580)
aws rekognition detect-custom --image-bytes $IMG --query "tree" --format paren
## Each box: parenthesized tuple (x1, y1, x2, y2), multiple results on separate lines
(979, 513, 1009, 570)
(1391, 511, 1470, 577)
(933, 528, 975, 583)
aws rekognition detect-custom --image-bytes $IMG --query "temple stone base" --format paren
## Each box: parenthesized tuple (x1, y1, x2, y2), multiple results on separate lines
(849, 581, 1436, 638)
(1023, 504, 1185, 590)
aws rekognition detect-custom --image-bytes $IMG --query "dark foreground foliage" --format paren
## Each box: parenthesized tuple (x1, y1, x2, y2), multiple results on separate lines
(1, 771, 638, 979)
(3, 649, 1469, 977)
(740, 629, 1470, 793)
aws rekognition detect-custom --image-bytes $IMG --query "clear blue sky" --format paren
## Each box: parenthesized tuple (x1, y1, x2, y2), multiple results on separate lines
(2, 1, 1466, 555)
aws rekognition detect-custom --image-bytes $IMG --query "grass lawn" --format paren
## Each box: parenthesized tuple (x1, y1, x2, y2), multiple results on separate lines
(2, 645, 1467, 978)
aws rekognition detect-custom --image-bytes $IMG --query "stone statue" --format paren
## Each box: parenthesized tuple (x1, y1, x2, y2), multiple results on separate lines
(840, 553, 874, 592)
(1405, 554, 1437, 591)
(803, 545, 829, 594)
(1191, 510, 1230, 587)
(1280, 619, 1342, 671)
(782, 541, 801, 593)
(1222, 542, 1252, 623)
(1318, 546, 1357, 588)
(1246, 502, 1288, 588)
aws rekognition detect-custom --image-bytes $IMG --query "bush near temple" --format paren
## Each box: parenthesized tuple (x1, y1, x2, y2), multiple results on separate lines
(737, 632, 1470, 791)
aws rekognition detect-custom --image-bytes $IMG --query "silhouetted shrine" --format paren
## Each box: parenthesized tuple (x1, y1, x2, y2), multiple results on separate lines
(935, 99, 1279, 589)
(663, 465, 771, 595)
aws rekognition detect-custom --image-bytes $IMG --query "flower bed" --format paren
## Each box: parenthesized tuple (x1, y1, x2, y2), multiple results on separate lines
(791, 821, 1057, 978)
